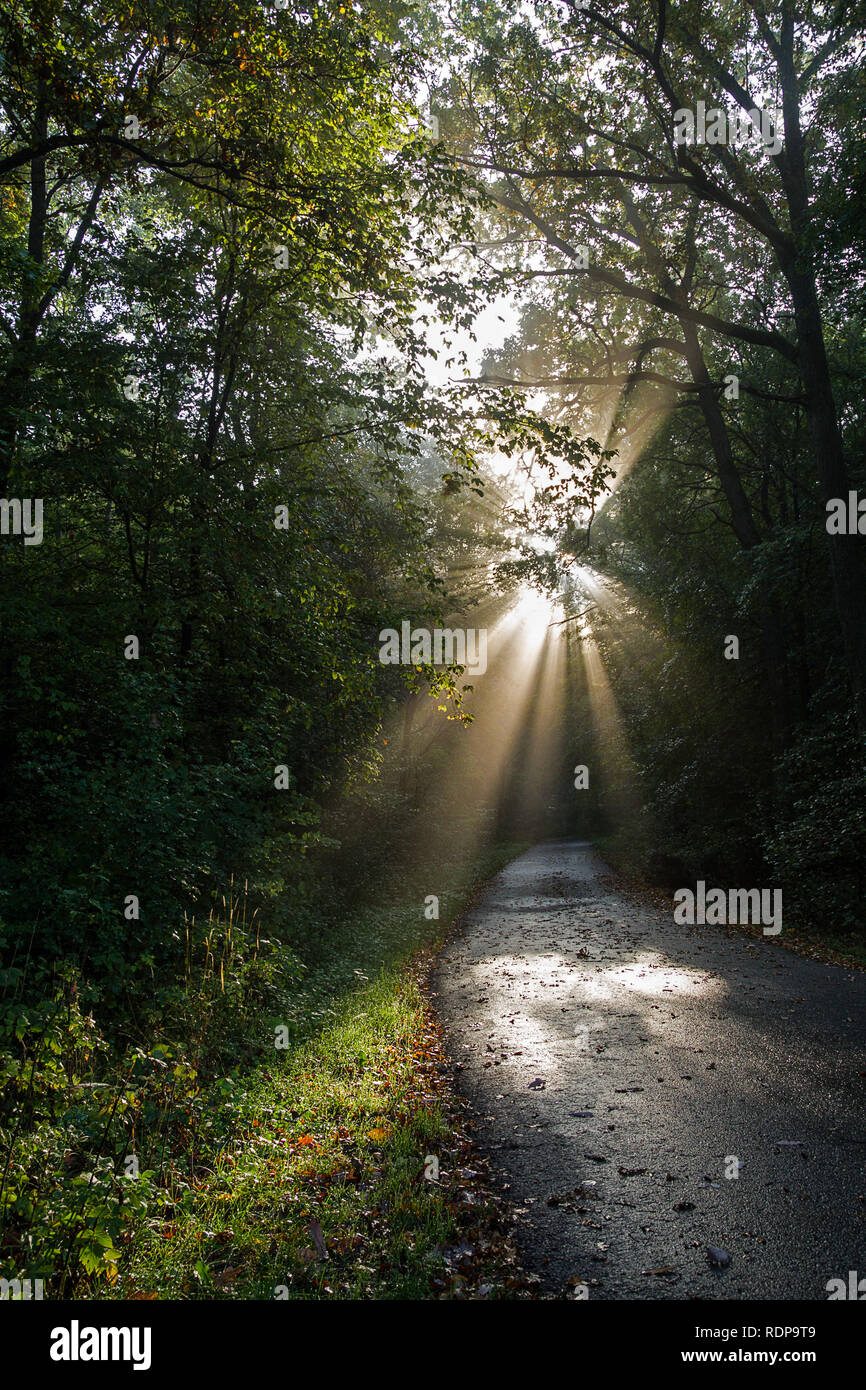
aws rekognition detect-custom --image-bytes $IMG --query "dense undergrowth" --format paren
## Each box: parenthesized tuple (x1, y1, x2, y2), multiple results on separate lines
(0, 834, 525, 1299)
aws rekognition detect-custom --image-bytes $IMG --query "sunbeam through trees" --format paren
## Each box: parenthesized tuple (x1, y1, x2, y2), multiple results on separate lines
(0, 0, 864, 1349)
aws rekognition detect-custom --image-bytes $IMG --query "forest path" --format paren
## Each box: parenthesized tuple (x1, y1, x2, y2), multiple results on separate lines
(433, 840, 866, 1299)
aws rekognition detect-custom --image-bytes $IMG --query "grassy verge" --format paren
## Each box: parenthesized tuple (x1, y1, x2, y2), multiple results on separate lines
(104, 841, 532, 1300)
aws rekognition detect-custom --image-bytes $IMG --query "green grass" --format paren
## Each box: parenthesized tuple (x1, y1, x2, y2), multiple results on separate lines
(107, 841, 527, 1300)
(121, 968, 452, 1298)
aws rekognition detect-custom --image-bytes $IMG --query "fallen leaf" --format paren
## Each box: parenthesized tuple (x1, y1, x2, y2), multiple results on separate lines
(309, 1220, 328, 1261)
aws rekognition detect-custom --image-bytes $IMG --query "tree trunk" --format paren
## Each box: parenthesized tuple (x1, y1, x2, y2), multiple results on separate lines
(783, 261, 866, 733)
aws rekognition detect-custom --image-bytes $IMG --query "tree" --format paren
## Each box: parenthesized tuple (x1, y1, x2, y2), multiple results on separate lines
(446, 0, 866, 728)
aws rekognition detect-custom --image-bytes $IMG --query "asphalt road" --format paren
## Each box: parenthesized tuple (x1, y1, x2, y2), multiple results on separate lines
(433, 840, 866, 1300)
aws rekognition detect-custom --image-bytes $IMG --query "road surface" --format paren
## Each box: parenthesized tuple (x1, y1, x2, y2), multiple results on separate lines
(433, 841, 866, 1299)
